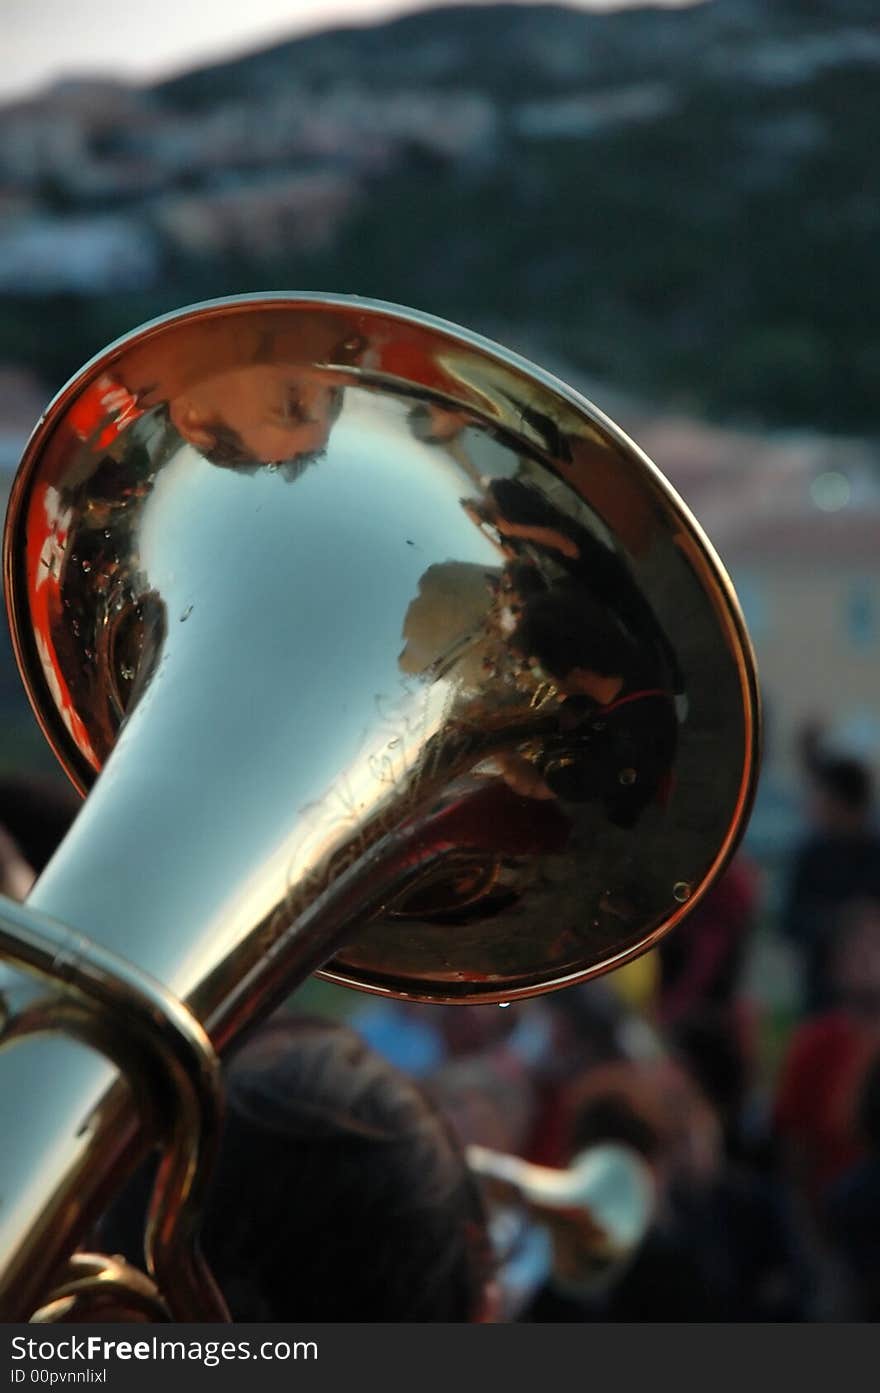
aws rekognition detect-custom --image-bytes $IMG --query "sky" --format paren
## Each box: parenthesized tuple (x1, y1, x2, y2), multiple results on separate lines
(4, 0, 700, 103)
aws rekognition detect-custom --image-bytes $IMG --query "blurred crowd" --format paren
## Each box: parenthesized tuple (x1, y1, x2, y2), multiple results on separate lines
(324, 725, 880, 1321)
(3, 724, 880, 1322)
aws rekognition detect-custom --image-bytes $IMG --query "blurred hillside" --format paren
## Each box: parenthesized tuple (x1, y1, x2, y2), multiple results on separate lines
(1, 0, 879, 432)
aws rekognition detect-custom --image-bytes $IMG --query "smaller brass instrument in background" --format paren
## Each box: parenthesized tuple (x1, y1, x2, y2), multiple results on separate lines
(468, 1143, 655, 1297)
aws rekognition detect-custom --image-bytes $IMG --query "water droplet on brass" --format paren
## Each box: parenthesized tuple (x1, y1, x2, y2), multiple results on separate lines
(673, 881, 691, 903)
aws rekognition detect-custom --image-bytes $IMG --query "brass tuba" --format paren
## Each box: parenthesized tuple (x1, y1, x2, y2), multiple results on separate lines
(0, 295, 759, 1320)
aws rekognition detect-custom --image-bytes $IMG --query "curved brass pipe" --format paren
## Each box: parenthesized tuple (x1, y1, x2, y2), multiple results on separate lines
(29, 1254, 168, 1324)
(0, 898, 228, 1321)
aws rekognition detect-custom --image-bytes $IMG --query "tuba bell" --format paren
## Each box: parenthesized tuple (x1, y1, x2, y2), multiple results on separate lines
(0, 295, 759, 1320)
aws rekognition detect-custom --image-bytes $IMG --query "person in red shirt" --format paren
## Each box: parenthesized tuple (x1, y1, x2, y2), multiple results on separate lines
(775, 899, 880, 1207)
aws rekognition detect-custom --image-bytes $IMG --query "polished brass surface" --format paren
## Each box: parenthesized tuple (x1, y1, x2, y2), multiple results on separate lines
(30, 1254, 169, 1323)
(6, 294, 758, 1004)
(0, 294, 759, 1318)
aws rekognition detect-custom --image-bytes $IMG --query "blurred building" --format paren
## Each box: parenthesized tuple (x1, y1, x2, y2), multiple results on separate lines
(632, 413, 880, 848)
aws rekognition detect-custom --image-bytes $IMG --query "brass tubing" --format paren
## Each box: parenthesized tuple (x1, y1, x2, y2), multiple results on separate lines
(0, 897, 227, 1321)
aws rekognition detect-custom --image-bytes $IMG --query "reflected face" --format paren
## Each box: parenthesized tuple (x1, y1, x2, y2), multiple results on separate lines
(170, 365, 341, 464)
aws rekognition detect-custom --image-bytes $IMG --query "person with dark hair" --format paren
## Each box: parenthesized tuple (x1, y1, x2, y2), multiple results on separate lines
(520, 1066, 715, 1322)
(782, 739, 880, 1013)
(100, 1015, 493, 1322)
(671, 1013, 746, 1135)
(522, 1055, 808, 1322)
(189, 381, 346, 477)
(519, 986, 628, 1169)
